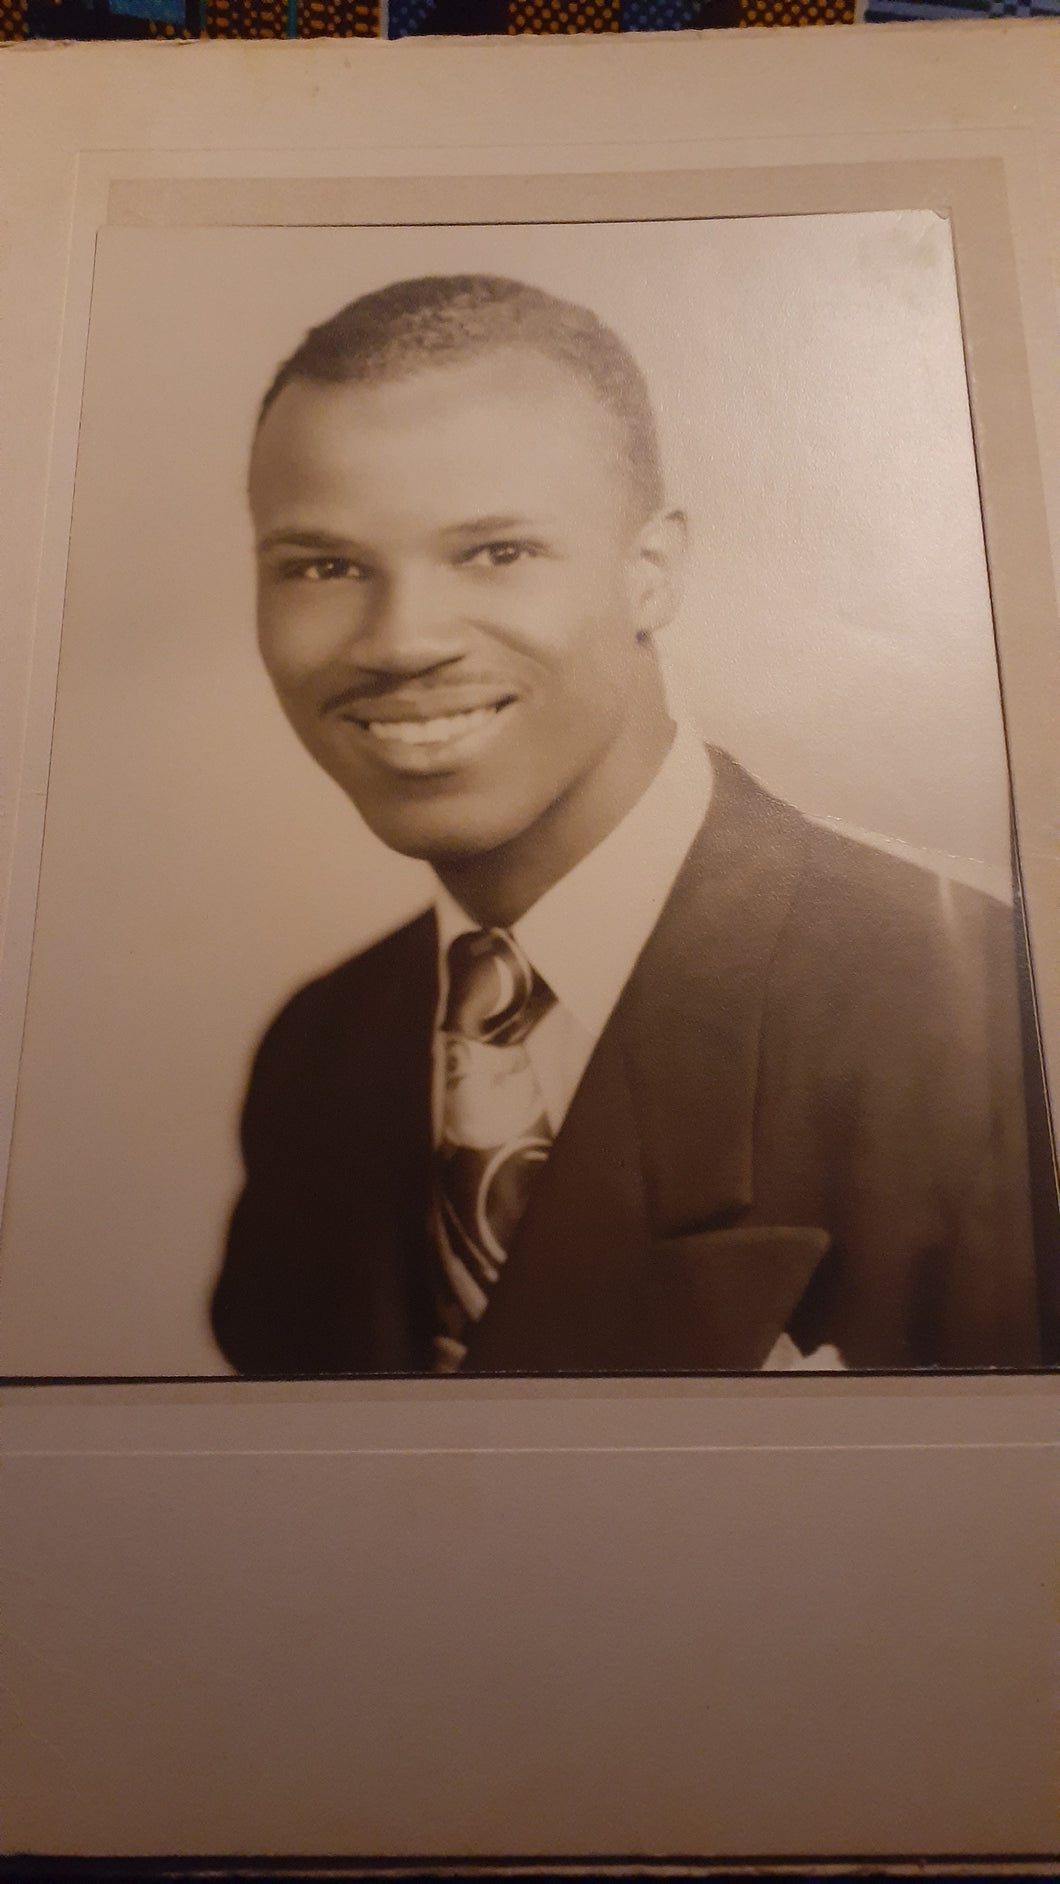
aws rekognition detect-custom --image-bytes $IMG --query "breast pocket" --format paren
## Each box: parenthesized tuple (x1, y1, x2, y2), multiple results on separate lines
(649, 1224, 832, 1370)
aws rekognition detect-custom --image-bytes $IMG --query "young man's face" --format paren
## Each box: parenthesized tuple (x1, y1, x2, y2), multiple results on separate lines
(249, 347, 681, 908)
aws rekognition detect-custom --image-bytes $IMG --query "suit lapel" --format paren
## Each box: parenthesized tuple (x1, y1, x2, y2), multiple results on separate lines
(463, 752, 830, 1372)
(337, 911, 438, 1371)
(464, 1018, 651, 1371)
(618, 748, 810, 1236)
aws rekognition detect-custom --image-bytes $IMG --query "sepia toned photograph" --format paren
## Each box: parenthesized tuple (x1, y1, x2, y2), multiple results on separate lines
(0, 207, 1056, 1380)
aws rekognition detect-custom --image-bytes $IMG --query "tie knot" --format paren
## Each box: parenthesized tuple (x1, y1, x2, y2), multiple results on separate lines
(443, 928, 552, 1046)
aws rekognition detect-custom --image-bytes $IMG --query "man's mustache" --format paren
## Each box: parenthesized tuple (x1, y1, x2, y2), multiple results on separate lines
(322, 673, 519, 716)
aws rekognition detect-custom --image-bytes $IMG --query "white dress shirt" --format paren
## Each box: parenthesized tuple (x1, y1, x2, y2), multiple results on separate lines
(434, 720, 713, 1137)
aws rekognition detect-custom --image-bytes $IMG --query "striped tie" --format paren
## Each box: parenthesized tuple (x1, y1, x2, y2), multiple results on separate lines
(432, 928, 554, 1374)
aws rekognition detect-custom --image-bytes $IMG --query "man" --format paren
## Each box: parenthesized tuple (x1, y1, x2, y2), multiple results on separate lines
(211, 272, 1051, 1377)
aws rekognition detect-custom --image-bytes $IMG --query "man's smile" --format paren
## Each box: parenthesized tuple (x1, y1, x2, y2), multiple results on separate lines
(333, 695, 519, 774)
(354, 704, 504, 744)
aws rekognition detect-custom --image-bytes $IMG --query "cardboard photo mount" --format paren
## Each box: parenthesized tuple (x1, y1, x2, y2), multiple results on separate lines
(0, 25, 1058, 1865)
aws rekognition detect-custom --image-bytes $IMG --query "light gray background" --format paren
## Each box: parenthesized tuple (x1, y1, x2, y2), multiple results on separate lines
(0, 210, 1012, 1375)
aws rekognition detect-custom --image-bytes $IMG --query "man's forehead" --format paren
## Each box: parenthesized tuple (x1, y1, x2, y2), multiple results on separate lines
(250, 346, 636, 520)
(255, 345, 624, 458)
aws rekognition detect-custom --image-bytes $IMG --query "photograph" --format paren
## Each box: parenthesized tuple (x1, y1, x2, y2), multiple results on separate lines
(3, 36, 1060, 1868)
(0, 206, 1055, 1379)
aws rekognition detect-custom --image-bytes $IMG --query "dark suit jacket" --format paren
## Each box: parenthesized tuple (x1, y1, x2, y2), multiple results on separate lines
(212, 750, 1049, 1375)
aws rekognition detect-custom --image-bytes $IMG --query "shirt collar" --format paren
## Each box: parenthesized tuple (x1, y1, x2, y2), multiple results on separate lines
(435, 722, 712, 1040)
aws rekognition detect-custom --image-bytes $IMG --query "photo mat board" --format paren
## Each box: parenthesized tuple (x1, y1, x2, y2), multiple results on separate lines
(0, 165, 1057, 1381)
(1, 40, 1059, 1861)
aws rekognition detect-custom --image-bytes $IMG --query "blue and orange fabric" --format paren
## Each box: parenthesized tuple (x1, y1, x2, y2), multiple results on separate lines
(5, 0, 1057, 67)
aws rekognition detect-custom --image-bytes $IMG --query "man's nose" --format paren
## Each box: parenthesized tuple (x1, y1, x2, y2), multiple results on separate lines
(345, 568, 460, 676)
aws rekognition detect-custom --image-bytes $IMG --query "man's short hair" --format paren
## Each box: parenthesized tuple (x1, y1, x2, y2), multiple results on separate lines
(258, 274, 665, 516)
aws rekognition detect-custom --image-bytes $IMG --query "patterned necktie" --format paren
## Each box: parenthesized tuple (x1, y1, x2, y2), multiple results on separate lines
(432, 927, 555, 1374)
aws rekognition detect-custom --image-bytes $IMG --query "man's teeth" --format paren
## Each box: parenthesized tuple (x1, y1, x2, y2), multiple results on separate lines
(360, 706, 499, 746)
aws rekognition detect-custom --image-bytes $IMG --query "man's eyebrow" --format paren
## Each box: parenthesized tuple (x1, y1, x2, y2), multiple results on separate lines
(440, 515, 540, 538)
(256, 517, 550, 554)
(256, 528, 357, 554)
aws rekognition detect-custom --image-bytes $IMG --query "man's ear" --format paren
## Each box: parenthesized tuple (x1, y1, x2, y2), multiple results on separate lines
(630, 507, 688, 641)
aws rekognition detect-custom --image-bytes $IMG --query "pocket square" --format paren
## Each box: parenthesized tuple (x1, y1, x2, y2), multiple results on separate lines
(761, 1331, 847, 1371)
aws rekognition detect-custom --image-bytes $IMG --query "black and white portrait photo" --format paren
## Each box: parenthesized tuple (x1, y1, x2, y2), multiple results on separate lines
(1, 207, 1056, 1379)
(9, 39, 1060, 1867)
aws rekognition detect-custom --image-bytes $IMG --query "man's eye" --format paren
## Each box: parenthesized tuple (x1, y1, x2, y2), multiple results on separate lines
(462, 541, 538, 570)
(278, 557, 367, 583)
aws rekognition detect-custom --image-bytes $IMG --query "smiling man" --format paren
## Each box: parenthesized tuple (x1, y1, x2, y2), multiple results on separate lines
(211, 272, 1050, 1378)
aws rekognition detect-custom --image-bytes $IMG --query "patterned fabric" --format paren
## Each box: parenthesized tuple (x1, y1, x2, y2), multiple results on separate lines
(25, 0, 164, 30)
(623, 0, 737, 25)
(13, 0, 379, 35)
(9, 0, 1049, 35)
(388, 0, 740, 26)
(865, 0, 1057, 14)
(299, 0, 376, 29)
(740, 0, 853, 20)
(508, 0, 618, 30)
(204, 0, 285, 31)
(432, 928, 554, 1373)
(386, 0, 852, 28)
(111, 0, 185, 23)
(7, 0, 1056, 32)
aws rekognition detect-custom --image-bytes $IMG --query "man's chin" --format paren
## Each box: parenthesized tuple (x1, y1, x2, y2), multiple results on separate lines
(352, 798, 529, 871)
